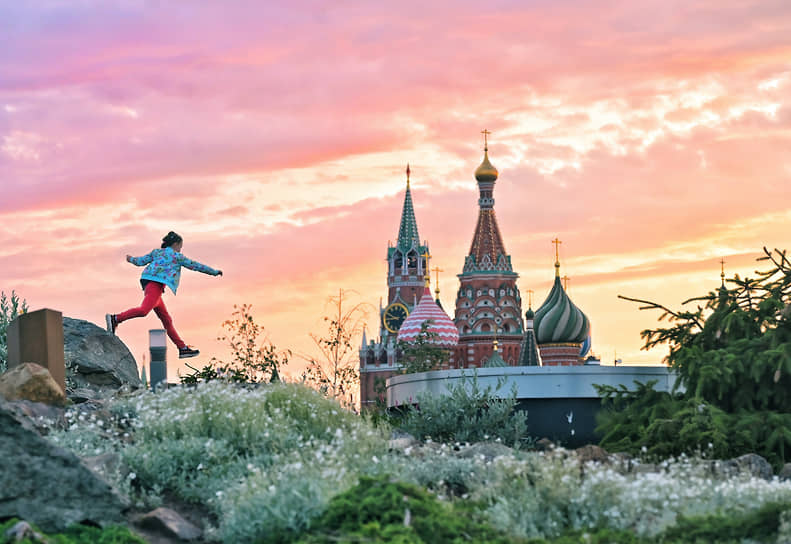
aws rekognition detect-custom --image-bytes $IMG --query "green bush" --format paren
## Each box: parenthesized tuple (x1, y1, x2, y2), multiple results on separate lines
(296, 475, 524, 544)
(395, 371, 531, 448)
(659, 501, 790, 543)
(93, 381, 387, 543)
(0, 518, 146, 544)
(601, 248, 791, 468)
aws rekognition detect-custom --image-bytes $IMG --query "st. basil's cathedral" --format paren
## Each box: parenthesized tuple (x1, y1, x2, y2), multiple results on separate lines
(359, 133, 592, 408)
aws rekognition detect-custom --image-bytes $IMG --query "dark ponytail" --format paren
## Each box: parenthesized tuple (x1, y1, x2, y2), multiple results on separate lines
(161, 231, 183, 248)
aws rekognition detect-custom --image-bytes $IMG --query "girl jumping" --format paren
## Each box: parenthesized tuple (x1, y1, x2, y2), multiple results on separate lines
(106, 231, 222, 358)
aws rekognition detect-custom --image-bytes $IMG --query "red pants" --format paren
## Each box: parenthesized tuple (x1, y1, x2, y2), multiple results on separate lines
(116, 282, 186, 349)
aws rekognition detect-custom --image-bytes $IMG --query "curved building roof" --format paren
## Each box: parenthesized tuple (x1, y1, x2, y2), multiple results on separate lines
(534, 271, 590, 345)
(398, 286, 460, 347)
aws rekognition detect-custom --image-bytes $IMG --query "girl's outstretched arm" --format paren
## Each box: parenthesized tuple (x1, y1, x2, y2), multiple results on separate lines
(128, 251, 155, 266)
(177, 253, 221, 276)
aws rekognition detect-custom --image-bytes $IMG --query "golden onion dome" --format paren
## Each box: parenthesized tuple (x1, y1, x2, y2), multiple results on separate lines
(475, 149, 498, 182)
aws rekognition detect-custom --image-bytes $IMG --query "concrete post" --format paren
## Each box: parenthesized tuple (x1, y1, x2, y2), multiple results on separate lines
(6, 309, 66, 393)
(149, 329, 167, 390)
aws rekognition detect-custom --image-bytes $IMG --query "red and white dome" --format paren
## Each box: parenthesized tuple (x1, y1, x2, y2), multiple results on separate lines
(397, 286, 459, 347)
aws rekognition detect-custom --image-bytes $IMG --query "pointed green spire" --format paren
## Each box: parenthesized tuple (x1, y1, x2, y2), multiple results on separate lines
(397, 164, 421, 252)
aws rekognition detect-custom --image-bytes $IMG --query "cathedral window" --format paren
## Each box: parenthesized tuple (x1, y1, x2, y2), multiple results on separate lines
(503, 324, 510, 332)
(407, 252, 418, 270)
(481, 323, 491, 332)
(393, 252, 403, 271)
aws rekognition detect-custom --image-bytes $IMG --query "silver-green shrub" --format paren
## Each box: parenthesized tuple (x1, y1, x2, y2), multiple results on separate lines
(0, 290, 28, 373)
(44, 380, 791, 543)
(477, 451, 791, 539)
(95, 381, 387, 543)
(396, 371, 531, 448)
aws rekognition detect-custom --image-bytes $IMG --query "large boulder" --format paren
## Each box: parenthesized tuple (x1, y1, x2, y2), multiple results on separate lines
(0, 363, 66, 406)
(63, 317, 140, 391)
(0, 399, 125, 531)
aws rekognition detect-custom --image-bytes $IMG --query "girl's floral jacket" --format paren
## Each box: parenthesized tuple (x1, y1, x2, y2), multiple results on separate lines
(128, 247, 220, 294)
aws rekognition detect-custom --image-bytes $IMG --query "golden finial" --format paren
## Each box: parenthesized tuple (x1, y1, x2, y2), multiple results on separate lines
(493, 338, 499, 352)
(527, 289, 534, 307)
(552, 238, 562, 277)
(475, 129, 498, 182)
(720, 258, 726, 287)
(431, 266, 443, 298)
(562, 275, 570, 291)
(406, 163, 411, 189)
(421, 251, 432, 286)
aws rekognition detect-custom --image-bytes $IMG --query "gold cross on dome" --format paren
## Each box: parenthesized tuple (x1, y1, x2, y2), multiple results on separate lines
(562, 275, 570, 290)
(527, 288, 534, 307)
(552, 238, 562, 264)
(481, 129, 491, 149)
(431, 266, 443, 294)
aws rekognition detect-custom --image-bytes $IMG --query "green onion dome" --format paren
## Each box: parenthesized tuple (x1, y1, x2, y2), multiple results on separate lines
(534, 275, 590, 344)
(484, 341, 508, 367)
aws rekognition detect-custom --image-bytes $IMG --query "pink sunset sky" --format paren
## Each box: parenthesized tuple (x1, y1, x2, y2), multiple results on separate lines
(2, 1, 790, 379)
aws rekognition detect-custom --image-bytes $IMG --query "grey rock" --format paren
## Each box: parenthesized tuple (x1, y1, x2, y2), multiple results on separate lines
(632, 462, 659, 475)
(0, 399, 125, 532)
(4, 520, 47, 543)
(137, 507, 202, 541)
(455, 441, 515, 462)
(575, 444, 609, 464)
(779, 463, 791, 481)
(64, 317, 140, 390)
(719, 453, 774, 480)
(3, 399, 65, 433)
(388, 435, 419, 451)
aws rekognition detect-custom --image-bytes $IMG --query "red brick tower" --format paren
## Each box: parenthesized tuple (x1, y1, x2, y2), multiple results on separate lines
(359, 165, 431, 408)
(453, 132, 524, 367)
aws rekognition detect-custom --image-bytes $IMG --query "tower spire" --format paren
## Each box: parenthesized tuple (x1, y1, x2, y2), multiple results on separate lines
(466, 131, 509, 272)
(396, 164, 421, 252)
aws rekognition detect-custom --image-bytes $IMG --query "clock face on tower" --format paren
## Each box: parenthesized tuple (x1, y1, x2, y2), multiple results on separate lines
(383, 302, 409, 334)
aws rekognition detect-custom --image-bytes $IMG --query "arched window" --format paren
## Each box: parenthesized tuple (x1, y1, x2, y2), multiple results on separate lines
(481, 323, 491, 332)
(503, 324, 510, 333)
(393, 252, 403, 272)
(407, 251, 418, 271)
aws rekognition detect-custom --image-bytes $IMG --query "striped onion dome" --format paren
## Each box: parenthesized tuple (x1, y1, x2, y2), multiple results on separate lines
(398, 286, 459, 347)
(534, 275, 590, 344)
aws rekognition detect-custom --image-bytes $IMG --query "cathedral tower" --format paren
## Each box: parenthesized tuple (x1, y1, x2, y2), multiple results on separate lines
(453, 132, 524, 367)
(359, 165, 431, 408)
(382, 164, 431, 340)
